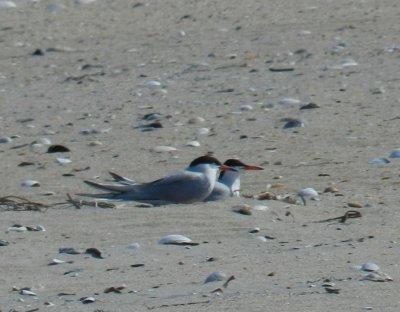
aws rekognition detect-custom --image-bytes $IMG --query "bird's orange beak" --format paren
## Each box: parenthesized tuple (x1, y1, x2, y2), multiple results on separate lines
(243, 164, 264, 170)
(220, 164, 238, 172)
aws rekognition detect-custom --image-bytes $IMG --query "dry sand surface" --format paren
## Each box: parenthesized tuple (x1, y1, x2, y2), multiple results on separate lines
(1, 0, 400, 311)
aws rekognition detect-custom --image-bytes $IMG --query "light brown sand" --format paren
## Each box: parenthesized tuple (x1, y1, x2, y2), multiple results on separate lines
(1, 0, 400, 310)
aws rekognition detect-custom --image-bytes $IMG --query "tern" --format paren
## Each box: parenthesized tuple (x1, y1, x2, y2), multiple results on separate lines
(204, 159, 263, 201)
(81, 155, 234, 204)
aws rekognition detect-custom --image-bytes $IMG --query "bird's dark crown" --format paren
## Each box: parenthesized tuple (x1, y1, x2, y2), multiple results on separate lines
(190, 155, 222, 167)
(223, 159, 246, 167)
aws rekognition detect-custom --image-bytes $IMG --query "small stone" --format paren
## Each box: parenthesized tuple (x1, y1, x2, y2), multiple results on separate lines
(186, 140, 200, 147)
(300, 103, 320, 110)
(188, 116, 205, 124)
(239, 104, 253, 111)
(47, 145, 70, 153)
(232, 204, 252, 215)
(348, 202, 363, 208)
(88, 141, 103, 146)
(323, 186, 339, 193)
(20, 180, 40, 187)
(249, 227, 260, 233)
(80, 296, 96, 304)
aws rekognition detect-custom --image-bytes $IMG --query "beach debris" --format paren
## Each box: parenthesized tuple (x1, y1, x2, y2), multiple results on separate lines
(49, 258, 73, 265)
(300, 103, 320, 110)
(323, 186, 339, 193)
(232, 204, 252, 215)
(56, 157, 72, 165)
(127, 243, 140, 250)
(0, 0, 16, 8)
(283, 118, 304, 129)
(159, 234, 198, 246)
(66, 194, 116, 209)
(298, 188, 319, 205)
(370, 157, 390, 164)
(324, 286, 340, 294)
(204, 271, 226, 283)
(7, 224, 27, 232)
(389, 149, 400, 158)
(25, 224, 46, 232)
(146, 80, 162, 88)
(20, 180, 40, 188)
(88, 140, 103, 146)
(85, 248, 104, 259)
(317, 210, 362, 223)
(361, 273, 393, 282)
(278, 97, 301, 106)
(80, 296, 96, 304)
(19, 288, 37, 296)
(360, 262, 380, 272)
(256, 236, 268, 242)
(341, 58, 358, 67)
(348, 202, 363, 208)
(186, 140, 201, 147)
(0, 136, 12, 143)
(249, 227, 260, 234)
(59, 247, 81, 255)
(152, 146, 178, 153)
(0, 239, 9, 246)
(104, 285, 126, 293)
(188, 116, 205, 124)
(47, 144, 70, 153)
(131, 263, 145, 268)
(0, 196, 47, 211)
(197, 128, 210, 135)
(239, 104, 253, 111)
(269, 67, 294, 72)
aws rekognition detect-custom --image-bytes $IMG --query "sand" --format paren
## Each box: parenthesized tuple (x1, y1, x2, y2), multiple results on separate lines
(1, 0, 400, 310)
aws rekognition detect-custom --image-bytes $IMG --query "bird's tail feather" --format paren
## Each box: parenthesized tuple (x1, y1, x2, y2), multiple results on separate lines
(84, 180, 137, 193)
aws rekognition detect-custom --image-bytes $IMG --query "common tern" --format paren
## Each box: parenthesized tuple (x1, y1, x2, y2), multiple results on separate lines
(81, 155, 234, 204)
(204, 159, 263, 201)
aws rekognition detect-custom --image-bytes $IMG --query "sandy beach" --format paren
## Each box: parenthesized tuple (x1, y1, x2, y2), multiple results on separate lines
(1, 0, 400, 310)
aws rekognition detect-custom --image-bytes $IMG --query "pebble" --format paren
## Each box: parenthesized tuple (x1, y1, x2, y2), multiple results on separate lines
(146, 80, 162, 88)
(249, 227, 260, 233)
(283, 118, 304, 129)
(0, 136, 12, 143)
(232, 204, 252, 215)
(239, 104, 253, 111)
(323, 186, 339, 193)
(47, 144, 70, 153)
(348, 202, 363, 208)
(341, 58, 358, 67)
(159, 234, 195, 245)
(152, 146, 178, 153)
(80, 296, 96, 304)
(204, 271, 226, 283)
(0, 239, 10, 246)
(186, 140, 200, 147)
(188, 116, 205, 124)
(88, 141, 103, 146)
(197, 128, 210, 135)
(20, 180, 40, 187)
(298, 188, 319, 205)
(389, 149, 400, 158)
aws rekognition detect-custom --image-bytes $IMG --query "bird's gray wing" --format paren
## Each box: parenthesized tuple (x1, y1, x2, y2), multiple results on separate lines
(108, 171, 137, 184)
(204, 182, 230, 201)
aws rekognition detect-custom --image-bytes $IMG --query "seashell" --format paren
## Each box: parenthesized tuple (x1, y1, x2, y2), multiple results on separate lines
(0, 0, 16, 8)
(188, 116, 205, 124)
(34, 225, 46, 231)
(146, 80, 161, 88)
(47, 145, 70, 153)
(256, 236, 268, 242)
(370, 157, 390, 164)
(232, 204, 252, 215)
(88, 141, 102, 146)
(298, 188, 319, 205)
(249, 227, 260, 233)
(127, 243, 140, 250)
(8, 225, 27, 232)
(80, 296, 96, 304)
(37, 138, 52, 145)
(186, 140, 200, 147)
(341, 59, 358, 67)
(19, 289, 37, 296)
(204, 271, 226, 283)
(0, 136, 12, 143)
(361, 262, 380, 272)
(239, 104, 253, 111)
(152, 146, 178, 153)
(59, 247, 80, 255)
(283, 118, 304, 129)
(197, 128, 210, 135)
(159, 234, 197, 246)
(20, 180, 40, 187)
(348, 202, 363, 208)
(56, 157, 72, 165)
(389, 149, 400, 158)
(360, 272, 393, 282)
(143, 113, 163, 121)
(324, 186, 339, 193)
(49, 258, 68, 265)
(300, 103, 320, 110)
(0, 239, 9, 246)
(278, 97, 301, 106)
(254, 192, 278, 200)
(253, 205, 268, 211)
(85, 248, 103, 259)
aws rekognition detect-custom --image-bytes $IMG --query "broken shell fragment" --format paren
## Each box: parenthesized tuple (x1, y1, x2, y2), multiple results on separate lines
(56, 157, 72, 165)
(348, 202, 363, 208)
(298, 188, 319, 205)
(19, 289, 37, 296)
(80, 296, 96, 304)
(186, 140, 200, 147)
(152, 146, 178, 153)
(205, 271, 226, 283)
(232, 204, 252, 215)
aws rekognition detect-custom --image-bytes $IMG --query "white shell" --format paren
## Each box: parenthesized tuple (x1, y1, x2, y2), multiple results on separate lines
(81, 296, 96, 303)
(35, 224, 46, 231)
(8, 226, 27, 232)
(298, 188, 319, 198)
(188, 116, 205, 124)
(0, 136, 12, 143)
(20, 289, 37, 296)
(341, 59, 358, 67)
(49, 258, 67, 265)
(278, 97, 301, 105)
(361, 262, 380, 272)
(197, 128, 210, 135)
(186, 140, 200, 147)
(153, 146, 178, 153)
(146, 80, 161, 87)
(204, 271, 226, 283)
(239, 104, 253, 111)
(0, 1, 16, 8)
(56, 157, 72, 165)
(389, 149, 400, 158)
(159, 234, 192, 245)
(256, 236, 268, 242)
(20, 180, 40, 187)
